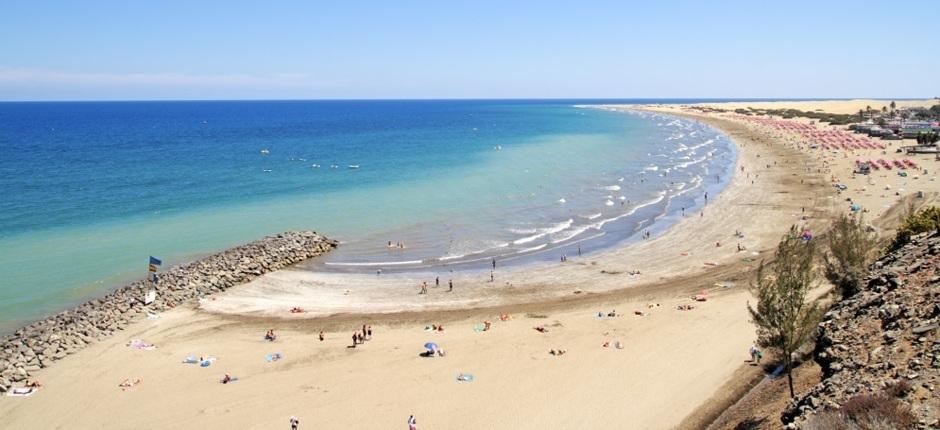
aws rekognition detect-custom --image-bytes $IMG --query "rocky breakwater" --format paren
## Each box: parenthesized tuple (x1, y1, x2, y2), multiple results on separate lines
(784, 230, 940, 428)
(0, 231, 337, 392)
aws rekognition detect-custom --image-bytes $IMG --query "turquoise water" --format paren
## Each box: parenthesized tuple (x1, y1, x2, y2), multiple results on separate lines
(0, 100, 735, 332)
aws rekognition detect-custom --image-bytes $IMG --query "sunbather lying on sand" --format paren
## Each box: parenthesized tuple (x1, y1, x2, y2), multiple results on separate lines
(677, 304, 696, 311)
(534, 326, 548, 333)
(221, 373, 235, 384)
(289, 307, 305, 313)
(549, 349, 567, 356)
(119, 378, 141, 388)
(25, 380, 42, 389)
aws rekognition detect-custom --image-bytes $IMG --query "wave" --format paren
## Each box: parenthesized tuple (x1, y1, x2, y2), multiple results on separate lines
(580, 212, 602, 220)
(512, 218, 573, 245)
(675, 155, 708, 169)
(644, 165, 659, 171)
(602, 185, 621, 191)
(518, 243, 547, 253)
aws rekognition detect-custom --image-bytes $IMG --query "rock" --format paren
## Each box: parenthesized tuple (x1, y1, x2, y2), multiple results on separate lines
(0, 231, 337, 393)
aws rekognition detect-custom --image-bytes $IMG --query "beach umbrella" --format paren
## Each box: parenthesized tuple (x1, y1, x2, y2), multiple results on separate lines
(424, 342, 439, 351)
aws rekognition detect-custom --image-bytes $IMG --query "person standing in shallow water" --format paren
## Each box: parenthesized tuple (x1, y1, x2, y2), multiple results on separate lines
(448, 279, 453, 292)
(492, 258, 496, 269)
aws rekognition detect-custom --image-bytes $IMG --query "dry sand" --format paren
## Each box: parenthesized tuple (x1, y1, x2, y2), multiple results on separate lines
(3, 102, 937, 430)
(692, 99, 938, 115)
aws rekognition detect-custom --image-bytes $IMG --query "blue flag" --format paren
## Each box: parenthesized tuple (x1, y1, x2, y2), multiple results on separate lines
(149, 256, 162, 266)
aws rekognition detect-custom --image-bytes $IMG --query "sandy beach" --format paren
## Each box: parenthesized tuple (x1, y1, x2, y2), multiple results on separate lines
(3, 101, 938, 429)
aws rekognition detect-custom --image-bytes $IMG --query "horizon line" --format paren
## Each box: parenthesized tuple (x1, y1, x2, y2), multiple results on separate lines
(1, 96, 937, 103)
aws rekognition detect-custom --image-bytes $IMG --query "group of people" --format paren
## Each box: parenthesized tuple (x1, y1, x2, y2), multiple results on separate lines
(419, 277, 454, 294)
(351, 324, 373, 347)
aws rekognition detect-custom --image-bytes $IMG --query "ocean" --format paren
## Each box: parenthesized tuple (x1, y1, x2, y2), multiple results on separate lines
(0, 99, 736, 332)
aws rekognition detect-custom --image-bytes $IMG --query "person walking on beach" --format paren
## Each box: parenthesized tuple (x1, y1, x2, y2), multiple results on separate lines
(408, 415, 417, 430)
(420, 282, 427, 295)
(448, 279, 453, 292)
(435, 276, 439, 287)
(318, 331, 324, 341)
(290, 416, 300, 430)
(490, 271, 494, 282)
(578, 245, 581, 256)
(367, 325, 372, 339)
(351, 332, 358, 347)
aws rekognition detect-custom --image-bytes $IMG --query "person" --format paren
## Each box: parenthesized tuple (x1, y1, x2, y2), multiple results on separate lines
(435, 276, 439, 287)
(265, 329, 277, 341)
(25, 380, 42, 388)
(119, 378, 141, 388)
(408, 415, 417, 430)
(749, 344, 760, 363)
(420, 282, 427, 295)
(290, 416, 300, 430)
(318, 331, 325, 341)
(490, 271, 494, 282)
(221, 373, 232, 384)
(367, 325, 373, 339)
(356, 332, 364, 344)
(448, 279, 453, 292)
(352, 332, 358, 347)
(578, 245, 581, 256)
(492, 258, 496, 269)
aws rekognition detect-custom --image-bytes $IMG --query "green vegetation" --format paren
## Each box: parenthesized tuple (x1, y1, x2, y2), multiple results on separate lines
(915, 132, 939, 145)
(889, 205, 940, 251)
(824, 214, 878, 297)
(748, 226, 823, 398)
(745, 107, 858, 125)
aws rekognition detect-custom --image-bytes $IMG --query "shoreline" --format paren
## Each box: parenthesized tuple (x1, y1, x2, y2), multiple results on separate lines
(11, 100, 927, 429)
(199, 108, 831, 319)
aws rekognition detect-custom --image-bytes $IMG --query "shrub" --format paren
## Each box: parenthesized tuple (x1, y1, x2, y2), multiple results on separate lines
(824, 214, 878, 297)
(840, 394, 916, 429)
(889, 206, 940, 251)
(883, 379, 912, 398)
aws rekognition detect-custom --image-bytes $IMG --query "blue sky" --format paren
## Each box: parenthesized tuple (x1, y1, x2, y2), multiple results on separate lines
(1, 0, 938, 100)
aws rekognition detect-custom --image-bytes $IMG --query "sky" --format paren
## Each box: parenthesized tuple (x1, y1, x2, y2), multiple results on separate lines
(1, 0, 938, 101)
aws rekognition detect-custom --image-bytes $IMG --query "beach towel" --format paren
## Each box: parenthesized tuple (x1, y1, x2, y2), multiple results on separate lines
(128, 339, 156, 350)
(265, 353, 283, 362)
(457, 374, 474, 382)
(6, 387, 36, 397)
(473, 324, 486, 332)
(199, 357, 216, 367)
(146, 312, 160, 320)
(182, 355, 198, 364)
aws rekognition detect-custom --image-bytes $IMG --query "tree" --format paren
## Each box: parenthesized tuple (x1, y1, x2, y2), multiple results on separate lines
(748, 226, 822, 398)
(824, 214, 878, 297)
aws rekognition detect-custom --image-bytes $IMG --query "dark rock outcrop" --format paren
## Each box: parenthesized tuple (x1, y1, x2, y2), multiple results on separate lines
(783, 231, 940, 428)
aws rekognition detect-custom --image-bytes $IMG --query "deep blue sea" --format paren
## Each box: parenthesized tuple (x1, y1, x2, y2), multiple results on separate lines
(0, 99, 738, 332)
